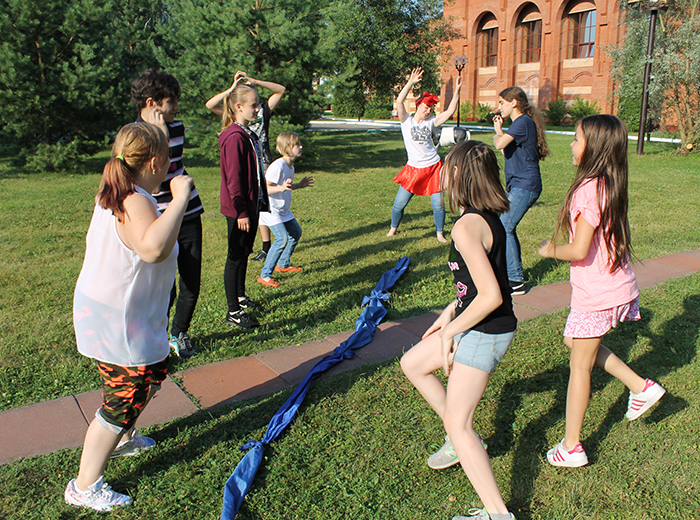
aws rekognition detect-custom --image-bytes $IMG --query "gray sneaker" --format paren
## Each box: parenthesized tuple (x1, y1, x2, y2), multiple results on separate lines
(169, 332, 196, 358)
(111, 430, 156, 458)
(427, 434, 488, 470)
(453, 508, 515, 520)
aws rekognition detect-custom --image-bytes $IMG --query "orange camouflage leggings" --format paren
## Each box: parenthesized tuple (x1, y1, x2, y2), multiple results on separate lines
(96, 358, 168, 431)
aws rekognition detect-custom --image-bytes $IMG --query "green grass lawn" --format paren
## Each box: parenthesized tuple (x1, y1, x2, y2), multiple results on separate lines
(0, 131, 698, 518)
(0, 131, 698, 411)
(1, 271, 698, 519)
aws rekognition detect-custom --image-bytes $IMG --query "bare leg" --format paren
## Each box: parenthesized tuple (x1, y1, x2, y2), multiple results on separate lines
(260, 225, 271, 243)
(444, 363, 509, 515)
(76, 421, 122, 491)
(563, 337, 601, 450)
(564, 337, 646, 397)
(400, 332, 448, 418)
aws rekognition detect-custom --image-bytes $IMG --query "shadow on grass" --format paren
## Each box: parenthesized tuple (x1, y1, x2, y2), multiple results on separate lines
(112, 361, 390, 514)
(303, 132, 405, 174)
(191, 244, 444, 352)
(497, 296, 698, 518)
(525, 257, 562, 285)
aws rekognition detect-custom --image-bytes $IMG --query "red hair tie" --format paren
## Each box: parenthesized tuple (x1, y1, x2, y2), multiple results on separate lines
(416, 92, 439, 108)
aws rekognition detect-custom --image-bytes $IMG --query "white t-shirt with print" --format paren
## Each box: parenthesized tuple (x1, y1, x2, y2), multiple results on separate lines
(400, 115, 440, 168)
(259, 157, 295, 226)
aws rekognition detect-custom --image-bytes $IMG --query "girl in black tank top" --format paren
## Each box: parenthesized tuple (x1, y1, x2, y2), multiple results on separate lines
(401, 141, 517, 520)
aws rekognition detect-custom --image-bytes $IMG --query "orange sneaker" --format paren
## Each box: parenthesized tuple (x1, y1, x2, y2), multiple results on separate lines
(274, 265, 302, 273)
(257, 276, 281, 288)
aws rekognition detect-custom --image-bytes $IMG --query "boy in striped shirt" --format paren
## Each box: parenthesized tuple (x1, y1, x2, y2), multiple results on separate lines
(131, 69, 203, 358)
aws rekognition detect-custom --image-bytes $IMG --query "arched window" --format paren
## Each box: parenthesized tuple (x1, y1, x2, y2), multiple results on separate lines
(566, 1, 596, 59)
(517, 6, 542, 63)
(478, 15, 499, 67)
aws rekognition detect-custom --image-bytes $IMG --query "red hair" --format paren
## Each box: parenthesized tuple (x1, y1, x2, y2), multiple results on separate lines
(415, 92, 439, 108)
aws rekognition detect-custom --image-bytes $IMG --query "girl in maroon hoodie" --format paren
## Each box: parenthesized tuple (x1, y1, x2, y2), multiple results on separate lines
(217, 84, 269, 329)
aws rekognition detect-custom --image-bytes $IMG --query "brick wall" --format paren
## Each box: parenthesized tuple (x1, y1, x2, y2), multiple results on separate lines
(440, 0, 624, 116)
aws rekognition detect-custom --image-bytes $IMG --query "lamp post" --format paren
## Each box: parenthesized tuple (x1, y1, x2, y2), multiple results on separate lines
(454, 55, 467, 127)
(629, 0, 667, 155)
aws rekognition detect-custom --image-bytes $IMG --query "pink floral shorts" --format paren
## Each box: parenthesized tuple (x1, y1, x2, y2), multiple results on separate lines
(564, 297, 641, 339)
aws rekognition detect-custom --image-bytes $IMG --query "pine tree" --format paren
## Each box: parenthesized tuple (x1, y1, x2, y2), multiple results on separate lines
(0, 0, 165, 167)
(156, 0, 331, 161)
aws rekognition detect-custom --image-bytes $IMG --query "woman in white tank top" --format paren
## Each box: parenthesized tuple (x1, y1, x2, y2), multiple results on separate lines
(65, 121, 193, 512)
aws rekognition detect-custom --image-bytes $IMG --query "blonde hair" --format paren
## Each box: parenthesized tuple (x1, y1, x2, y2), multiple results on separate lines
(97, 123, 168, 221)
(442, 141, 510, 215)
(276, 132, 301, 156)
(221, 84, 259, 132)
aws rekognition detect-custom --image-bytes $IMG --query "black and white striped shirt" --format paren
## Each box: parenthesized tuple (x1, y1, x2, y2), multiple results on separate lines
(137, 117, 204, 221)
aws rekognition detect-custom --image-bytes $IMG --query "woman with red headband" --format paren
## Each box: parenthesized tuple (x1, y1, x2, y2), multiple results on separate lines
(387, 67, 461, 243)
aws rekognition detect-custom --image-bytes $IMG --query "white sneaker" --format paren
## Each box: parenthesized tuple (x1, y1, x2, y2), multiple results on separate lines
(626, 379, 665, 421)
(546, 439, 588, 467)
(453, 508, 516, 519)
(427, 434, 488, 470)
(111, 429, 156, 458)
(64, 476, 132, 512)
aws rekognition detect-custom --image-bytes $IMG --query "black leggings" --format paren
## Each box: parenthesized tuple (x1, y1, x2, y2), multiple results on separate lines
(224, 216, 258, 312)
(170, 216, 202, 336)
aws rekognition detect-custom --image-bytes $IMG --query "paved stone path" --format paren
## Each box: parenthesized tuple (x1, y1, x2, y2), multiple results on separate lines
(2, 249, 699, 465)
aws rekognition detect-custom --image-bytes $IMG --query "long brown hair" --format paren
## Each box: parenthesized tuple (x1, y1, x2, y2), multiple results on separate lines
(499, 86, 550, 160)
(221, 84, 258, 132)
(553, 114, 632, 272)
(442, 141, 510, 215)
(97, 123, 168, 221)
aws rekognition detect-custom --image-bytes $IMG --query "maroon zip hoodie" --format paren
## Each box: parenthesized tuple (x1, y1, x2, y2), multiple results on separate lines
(219, 124, 269, 220)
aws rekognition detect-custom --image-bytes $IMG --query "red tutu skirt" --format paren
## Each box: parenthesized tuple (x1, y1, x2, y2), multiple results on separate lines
(393, 161, 442, 196)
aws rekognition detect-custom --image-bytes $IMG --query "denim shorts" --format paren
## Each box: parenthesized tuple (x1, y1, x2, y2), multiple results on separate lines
(453, 329, 515, 373)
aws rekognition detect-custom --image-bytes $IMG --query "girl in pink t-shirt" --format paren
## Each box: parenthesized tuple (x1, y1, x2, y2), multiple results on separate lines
(538, 115, 664, 468)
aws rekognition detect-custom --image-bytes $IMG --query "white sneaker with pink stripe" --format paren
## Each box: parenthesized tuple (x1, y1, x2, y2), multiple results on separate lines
(626, 379, 665, 421)
(547, 439, 588, 467)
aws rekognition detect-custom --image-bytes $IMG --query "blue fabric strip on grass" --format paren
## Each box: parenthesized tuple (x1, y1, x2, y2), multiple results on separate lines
(220, 256, 410, 520)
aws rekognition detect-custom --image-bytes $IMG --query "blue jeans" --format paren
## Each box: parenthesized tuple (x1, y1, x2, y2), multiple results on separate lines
(500, 187, 540, 282)
(390, 186, 445, 233)
(261, 218, 302, 279)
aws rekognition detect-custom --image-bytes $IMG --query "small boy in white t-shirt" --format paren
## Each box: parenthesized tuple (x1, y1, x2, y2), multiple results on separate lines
(257, 132, 313, 288)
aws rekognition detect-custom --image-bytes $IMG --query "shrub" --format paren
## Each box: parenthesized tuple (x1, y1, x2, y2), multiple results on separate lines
(458, 100, 475, 121)
(568, 96, 600, 123)
(474, 102, 492, 122)
(24, 140, 84, 172)
(542, 97, 569, 126)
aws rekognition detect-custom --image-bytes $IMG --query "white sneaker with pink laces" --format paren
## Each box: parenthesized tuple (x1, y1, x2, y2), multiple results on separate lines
(626, 379, 665, 421)
(547, 439, 588, 467)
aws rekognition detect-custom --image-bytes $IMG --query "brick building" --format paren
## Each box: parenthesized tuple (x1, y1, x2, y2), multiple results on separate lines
(440, 0, 624, 114)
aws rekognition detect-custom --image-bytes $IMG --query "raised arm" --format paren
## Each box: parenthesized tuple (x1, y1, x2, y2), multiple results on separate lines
(119, 175, 193, 263)
(396, 68, 423, 123)
(205, 71, 246, 117)
(434, 76, 462, 127)
(246, 76, 286, 111)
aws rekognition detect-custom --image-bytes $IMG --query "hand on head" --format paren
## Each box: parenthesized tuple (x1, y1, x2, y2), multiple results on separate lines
(232, 70, 249, 89)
